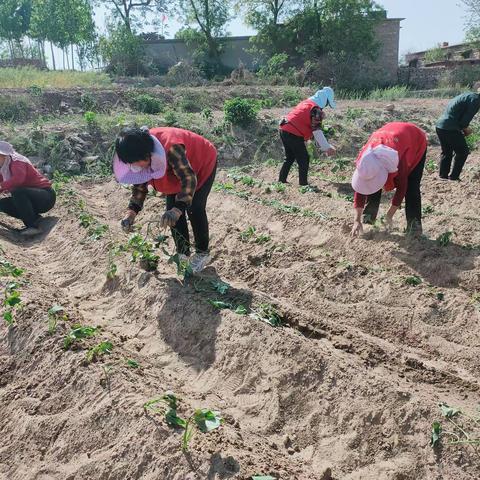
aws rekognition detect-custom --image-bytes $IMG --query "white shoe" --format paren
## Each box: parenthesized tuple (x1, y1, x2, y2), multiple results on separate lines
(19, 227, 42, 237)
(190, 252, 211, 273)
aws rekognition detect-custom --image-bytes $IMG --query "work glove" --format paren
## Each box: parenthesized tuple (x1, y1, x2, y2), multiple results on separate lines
(121, 210, 137, 232)
(160, 208, 182, 228)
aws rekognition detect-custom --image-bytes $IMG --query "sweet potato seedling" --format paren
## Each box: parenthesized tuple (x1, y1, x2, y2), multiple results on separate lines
(208, 299, 248, 315)
(127, 234, 159, 271)
(47, 304, 67, 334)
(251, 303, 282, 327)
(0, 259, 24, 277)
(125, 359, 140, 368)
(240, 226, 256, 242)
(430, 402, 480, 448)
(63, 325, 99, 349)
(87, 341, 113, 362)
(144, 392, 223, 451)
(3, 281, 22, 325)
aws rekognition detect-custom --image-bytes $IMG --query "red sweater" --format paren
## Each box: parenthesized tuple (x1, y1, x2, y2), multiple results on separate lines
(0, 159, 52, 192)
(354, 123, 428, 209)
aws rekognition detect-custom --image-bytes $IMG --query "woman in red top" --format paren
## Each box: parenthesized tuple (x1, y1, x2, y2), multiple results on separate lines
(0, 141, 56, 237)
(350, 122, 428, 237)
(114, 127, 217, 273)
(279, 87, 337, 185)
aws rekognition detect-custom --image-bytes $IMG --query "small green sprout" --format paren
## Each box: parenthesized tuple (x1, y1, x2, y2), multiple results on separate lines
(63, 325, 98, 349)
(86, 341, 113, 362)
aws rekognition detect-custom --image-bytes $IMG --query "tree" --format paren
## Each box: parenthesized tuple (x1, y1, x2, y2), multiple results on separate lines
(0, 0, 32, 59)
(462, 0, 480, 43)
(238, 0, 297, 28)
(93, 0, 168, 32)
(248, 0, 382, 79)
(177, 0, 231, 77)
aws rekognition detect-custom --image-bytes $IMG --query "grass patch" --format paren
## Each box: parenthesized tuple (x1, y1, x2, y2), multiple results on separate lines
(0, 68, 112, 89)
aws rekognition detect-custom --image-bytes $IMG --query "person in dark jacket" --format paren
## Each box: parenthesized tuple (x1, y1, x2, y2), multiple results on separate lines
(436, 91, 480, 180)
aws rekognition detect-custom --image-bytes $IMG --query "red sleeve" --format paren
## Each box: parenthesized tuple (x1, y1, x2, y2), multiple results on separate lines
(353, 192, 367, 209)
(0, 162, 28, 192)
(391, 155, 409, 207)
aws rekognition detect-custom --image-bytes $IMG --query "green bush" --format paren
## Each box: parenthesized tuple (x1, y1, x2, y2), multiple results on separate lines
(99, 25, 147, 76)
(80, 92, 98, 112)
(0, 96, 30, 122)
(258, 53, 290, 77)
(224, 98, 260, 127)
(131, 94, 164, 114)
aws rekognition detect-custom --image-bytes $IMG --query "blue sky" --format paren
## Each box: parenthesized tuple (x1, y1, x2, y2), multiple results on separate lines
(126, 0, 469, 57)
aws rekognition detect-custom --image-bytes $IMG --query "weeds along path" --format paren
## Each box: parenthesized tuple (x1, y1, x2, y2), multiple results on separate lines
(1, 159, 480, 480)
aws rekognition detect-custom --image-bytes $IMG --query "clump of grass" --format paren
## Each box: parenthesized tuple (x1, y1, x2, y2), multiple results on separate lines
(436, 230, 454, 247)
(130, 93, 164, 114)
(368, 85, 410, 101)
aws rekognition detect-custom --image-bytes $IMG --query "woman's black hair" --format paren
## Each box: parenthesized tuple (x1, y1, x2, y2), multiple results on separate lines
(115, 126, 154, 164)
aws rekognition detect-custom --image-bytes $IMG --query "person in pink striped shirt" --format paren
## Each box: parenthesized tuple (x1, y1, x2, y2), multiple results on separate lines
(0, 141, 56, 237)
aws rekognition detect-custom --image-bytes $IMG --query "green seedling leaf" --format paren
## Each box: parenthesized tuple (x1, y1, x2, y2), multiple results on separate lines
(126, 359, 140, 368)
(193, 409, 223, 433)
(430, 421, 442, 447)
(166, 408, 187, 428)
(161, 392, 179, 410)
(439, 402, 461, 418)
(234, 305, 248, 315)
(208, 299, 232, 310)
(3, 310, 13, 325)
(211, 280, 230, 295)
(5, 291, 21, 307)
(86, 341, 113, 362)
(63, 325, 98, 349)
(251, 303, 282, 327)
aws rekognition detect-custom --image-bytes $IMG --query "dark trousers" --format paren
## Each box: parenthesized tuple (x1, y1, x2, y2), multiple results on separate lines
(436, 127, 469, 180)
(278, 130, 310, 186)
(166, 164, 216, 256)
(0, 187, 56, 228)
(363, 150, 426, 233)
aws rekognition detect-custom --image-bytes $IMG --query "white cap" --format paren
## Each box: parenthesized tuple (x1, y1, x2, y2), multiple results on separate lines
(351, 145, 399, 195)
(0, 141, 14, 156)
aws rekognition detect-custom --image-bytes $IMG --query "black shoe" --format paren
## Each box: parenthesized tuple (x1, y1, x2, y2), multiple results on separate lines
(448, 176, 461, 181)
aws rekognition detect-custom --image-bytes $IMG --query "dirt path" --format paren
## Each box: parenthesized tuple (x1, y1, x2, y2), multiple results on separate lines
(1, 152, 479, 479)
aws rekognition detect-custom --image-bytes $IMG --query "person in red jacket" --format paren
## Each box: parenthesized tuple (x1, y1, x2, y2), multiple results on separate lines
(279, 87, 337, 186)
(0, 141, 56, 237)
(350, 122, 428, 237)
(114, 126, 217, 273)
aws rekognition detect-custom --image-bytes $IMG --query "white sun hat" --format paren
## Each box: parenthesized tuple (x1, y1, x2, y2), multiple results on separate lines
(351, 144, 399, 195)
(0, 141, 14, 156)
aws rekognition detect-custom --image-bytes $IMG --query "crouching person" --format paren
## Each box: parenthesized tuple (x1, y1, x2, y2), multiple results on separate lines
(278, 87, 337, 186)
(350, 122, 428, 237)
(114, 126, 217, 273)
(0, 141, 56, 236)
